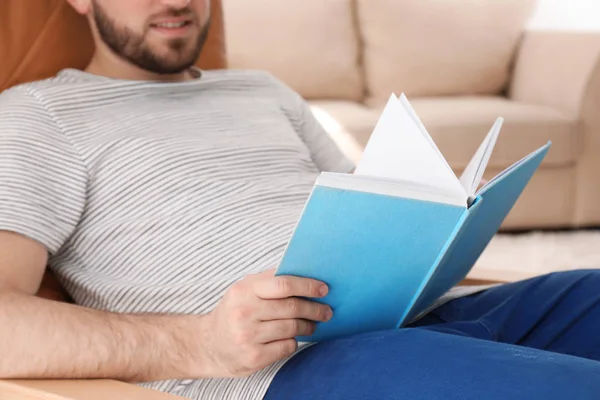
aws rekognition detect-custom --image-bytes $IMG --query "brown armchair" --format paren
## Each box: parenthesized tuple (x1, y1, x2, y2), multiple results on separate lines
(0, 0, 226, 398)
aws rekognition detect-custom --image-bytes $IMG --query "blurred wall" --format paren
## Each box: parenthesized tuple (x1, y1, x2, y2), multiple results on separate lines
(529, 0, 600, 31)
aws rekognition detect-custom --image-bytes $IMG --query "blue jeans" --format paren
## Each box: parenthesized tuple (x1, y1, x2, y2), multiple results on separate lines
(264, 270, 600, 399)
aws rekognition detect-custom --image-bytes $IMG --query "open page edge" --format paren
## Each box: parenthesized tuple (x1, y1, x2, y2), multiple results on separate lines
(398, 93, 457, 178)
(459, 117, 504, 201)
(355, 93, 467, 201)
(476, 141, 552, 196)
(317, 172, 467, 208)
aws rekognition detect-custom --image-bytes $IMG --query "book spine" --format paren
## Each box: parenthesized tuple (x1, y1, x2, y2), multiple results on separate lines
(395, 196, 483, 327)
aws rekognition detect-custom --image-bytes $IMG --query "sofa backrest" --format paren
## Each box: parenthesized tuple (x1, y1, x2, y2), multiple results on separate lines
(0, 0, 227, 92)
(223, 0, 536, 105)
(358, 0, 537, 106)
(222, 0, 364, 101)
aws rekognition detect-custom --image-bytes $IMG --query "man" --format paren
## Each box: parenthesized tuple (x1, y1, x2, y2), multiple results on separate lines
(0, 0, 598, 399)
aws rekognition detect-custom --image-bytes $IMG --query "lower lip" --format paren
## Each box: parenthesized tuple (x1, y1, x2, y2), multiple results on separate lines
(150, 24, 192, 37)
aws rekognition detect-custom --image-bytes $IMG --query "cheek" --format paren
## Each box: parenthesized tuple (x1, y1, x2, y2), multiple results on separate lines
(194, 0, 211, 21)
(98, 0, 151, 28)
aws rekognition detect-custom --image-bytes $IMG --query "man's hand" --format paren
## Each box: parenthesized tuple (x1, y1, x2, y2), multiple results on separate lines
(0, 231, 327, 382)
(201, 269, 332, 378)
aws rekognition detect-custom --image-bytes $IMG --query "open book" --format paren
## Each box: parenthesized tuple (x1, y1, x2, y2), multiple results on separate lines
(276, 93, 551, 342)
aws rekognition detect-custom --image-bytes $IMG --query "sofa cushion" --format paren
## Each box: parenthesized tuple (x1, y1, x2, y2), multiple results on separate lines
(222, 0, 364, 101)
(356, 0, 536, 106)
(310, 97, 580, 170)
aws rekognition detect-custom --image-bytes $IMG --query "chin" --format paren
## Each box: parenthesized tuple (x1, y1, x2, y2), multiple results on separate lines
(136, 37, 203, 75)
(149, 63, 195, 75)
(163, 61, 198, 74)
(149, 53, 197, 73)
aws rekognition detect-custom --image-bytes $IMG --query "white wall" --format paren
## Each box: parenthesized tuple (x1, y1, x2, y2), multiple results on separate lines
(528, 0, 600, 31)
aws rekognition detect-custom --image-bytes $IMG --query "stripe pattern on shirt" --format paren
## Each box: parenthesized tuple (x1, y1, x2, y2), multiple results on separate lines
(0, 68, 354, 400)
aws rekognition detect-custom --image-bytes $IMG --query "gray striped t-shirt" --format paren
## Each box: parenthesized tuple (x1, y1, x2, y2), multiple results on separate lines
(0, 68, 355, 399)
(0, 68, 489, 399)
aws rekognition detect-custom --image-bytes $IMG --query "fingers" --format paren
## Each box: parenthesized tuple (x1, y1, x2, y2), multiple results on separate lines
(256, 319, 316, 343)
(253, 274, 329, 300)
(261, 338, 299, 362)
(234, 337, 298, 376)
(258, 297, 332, 322)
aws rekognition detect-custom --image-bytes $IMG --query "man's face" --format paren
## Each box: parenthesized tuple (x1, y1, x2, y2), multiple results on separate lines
(90, 0, 211, 74)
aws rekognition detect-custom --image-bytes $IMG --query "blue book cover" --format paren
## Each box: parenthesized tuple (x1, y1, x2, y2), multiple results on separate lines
(275, 93, 551, 342)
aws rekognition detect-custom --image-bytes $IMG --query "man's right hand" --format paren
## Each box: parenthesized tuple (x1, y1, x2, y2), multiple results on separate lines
(200, 269, 332, 378)
(0, 230, 329, 382)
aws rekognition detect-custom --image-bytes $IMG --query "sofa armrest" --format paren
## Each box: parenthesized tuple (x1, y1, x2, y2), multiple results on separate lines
(509, 30, 600, 226)
(0, 379, 183, 400)
(509, 30, 600, 117)
(2, 275, 181, 400)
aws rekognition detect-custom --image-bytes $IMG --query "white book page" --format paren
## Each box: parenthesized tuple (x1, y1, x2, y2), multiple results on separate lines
(354, 94, 466, 201)
(317, 173, 467, 208)
(397, 93, 456, 177)
(458, 117, 503, 197)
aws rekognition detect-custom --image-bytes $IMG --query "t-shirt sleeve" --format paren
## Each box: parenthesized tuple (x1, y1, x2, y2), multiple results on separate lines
(0, 87, 87, 255)
(276, 80, 356, 173)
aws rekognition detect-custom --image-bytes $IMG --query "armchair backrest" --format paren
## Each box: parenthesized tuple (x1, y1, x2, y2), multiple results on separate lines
(0, 0, 227, 92)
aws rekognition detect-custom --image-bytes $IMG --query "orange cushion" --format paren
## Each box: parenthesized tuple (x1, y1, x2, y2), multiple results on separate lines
(0, 0, 227, 92)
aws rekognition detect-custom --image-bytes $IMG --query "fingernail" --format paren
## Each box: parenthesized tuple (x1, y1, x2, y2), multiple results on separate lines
(319, 285, 328, 296)
(325, 308, 333, 320)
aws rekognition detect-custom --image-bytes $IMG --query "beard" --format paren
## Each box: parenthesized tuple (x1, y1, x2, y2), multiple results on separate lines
(92, 1, 210, 75)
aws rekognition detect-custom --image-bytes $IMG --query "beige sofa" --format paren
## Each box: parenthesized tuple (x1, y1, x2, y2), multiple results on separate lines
(222, 0, 600, 230)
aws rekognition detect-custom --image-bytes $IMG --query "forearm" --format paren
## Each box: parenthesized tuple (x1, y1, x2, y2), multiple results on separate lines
(0, 290, 208, 382)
